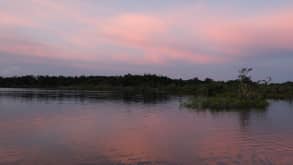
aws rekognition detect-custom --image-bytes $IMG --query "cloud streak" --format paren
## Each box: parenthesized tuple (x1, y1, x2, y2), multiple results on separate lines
(0, 0, 292, 80)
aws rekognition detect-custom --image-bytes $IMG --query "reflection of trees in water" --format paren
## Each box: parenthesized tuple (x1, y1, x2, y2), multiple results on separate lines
(238, 110, 268, 130)
(190, 108, 268, 130)
(288, 99, 293, 105)
(0, 90, 171, 104)
(238, 111, 250, 129)
(120, 92, 170, 104)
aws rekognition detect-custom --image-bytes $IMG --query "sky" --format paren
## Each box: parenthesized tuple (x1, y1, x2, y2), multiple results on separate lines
(0, 0, 293, 82)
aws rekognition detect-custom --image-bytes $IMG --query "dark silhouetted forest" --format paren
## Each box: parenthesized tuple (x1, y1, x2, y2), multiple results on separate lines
(0, 74, 292, 100)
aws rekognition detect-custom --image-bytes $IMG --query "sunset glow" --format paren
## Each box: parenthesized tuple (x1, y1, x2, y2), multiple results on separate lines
(0, 0, 293, 81)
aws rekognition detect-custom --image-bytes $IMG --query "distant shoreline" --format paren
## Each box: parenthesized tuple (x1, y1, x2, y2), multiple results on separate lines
(0, 74, 292, 100)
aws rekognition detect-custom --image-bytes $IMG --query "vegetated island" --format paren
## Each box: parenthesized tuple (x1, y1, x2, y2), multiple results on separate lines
(184, 68, 272, 110)
(0, 68, 292, 110)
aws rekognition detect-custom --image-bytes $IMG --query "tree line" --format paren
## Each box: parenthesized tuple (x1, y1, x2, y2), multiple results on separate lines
(0, 73, 292, 99)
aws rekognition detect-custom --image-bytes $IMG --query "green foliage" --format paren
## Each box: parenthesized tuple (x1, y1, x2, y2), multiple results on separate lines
(0, 68, 290, 110)
(0, 73, 292, 100)
(184, 96, 269, 110)
(184, 67, 276, 110)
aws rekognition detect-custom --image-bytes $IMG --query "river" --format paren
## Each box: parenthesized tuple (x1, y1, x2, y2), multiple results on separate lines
(0, 89, 292, 165)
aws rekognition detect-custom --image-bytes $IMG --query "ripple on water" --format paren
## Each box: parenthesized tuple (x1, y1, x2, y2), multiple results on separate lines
(0, 90, 293, 165)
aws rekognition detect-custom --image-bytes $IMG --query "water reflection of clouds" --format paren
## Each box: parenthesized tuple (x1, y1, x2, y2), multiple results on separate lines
(0, 93, 293, 164)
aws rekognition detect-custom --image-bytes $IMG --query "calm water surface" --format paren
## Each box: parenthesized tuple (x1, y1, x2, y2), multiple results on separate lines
(0, 89, 293, 165)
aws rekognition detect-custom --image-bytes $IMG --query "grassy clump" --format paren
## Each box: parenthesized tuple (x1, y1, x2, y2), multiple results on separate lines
(184, 96, 269, 110)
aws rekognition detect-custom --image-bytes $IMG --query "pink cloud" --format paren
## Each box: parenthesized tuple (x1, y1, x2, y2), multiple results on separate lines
(101, 14, 166, 43)
(0, 11, 38, 28)
(0, 1, 227, 65)
(0, 36, 94, 62)
(196, 8, 293, 55)
(1, 1, 293, 68)
(97, 13, 225, 64)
